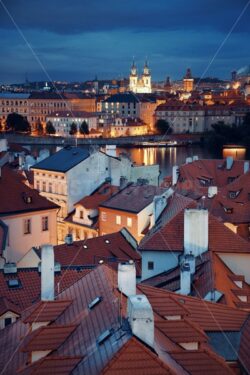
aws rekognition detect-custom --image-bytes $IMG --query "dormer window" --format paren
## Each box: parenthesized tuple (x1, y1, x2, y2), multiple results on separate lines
(223, 207, 233, 214)
(198, 177, 212, 186)
(229, 190, 240, 199)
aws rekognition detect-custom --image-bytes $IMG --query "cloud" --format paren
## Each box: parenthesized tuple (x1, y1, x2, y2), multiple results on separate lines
(0, 0, 249, 82)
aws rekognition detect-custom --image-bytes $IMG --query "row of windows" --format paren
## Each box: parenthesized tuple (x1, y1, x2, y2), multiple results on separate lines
(35, 173, 64, 179)
(24, 216, 49, 235)
(115, 215, 132, 227)
(36, 181, 66, 195)
(1, 100, 27, 105)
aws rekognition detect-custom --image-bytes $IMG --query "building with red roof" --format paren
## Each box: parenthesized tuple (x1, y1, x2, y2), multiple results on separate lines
(0, 164, 58, 264)
(0, 262, 249, 374)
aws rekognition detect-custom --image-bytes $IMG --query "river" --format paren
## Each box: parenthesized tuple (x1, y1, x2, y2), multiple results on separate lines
(24, 144, 215, 181)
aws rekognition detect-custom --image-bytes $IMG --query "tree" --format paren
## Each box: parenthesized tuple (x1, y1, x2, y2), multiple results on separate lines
(45, 121, 56, 135)
(79, 120, 89, 135)
(69, 122, 77, 135)
(155, 119, 172, 135)
(6, 113, 31, 133)
(36, 121, 44, 136)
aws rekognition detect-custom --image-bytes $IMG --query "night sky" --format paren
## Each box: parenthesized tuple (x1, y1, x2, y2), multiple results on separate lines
(0, 0, 249, 83)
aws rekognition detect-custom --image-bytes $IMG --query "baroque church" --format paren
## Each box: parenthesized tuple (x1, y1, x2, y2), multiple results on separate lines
(129, 60, 152, 93)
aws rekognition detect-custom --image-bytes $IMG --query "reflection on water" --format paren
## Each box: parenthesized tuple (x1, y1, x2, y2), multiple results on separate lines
(24, 144, 215, 181)
(117, 146, 215, 179)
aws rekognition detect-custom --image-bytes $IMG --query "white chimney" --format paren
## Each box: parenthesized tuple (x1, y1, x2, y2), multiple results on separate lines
(0, 139, 8, 152)
(226, 156, 234, 170)
(244, 161, 249, 174)
(152, 189, 173, 226)
(105, 145, 116, 157)
(186, 157, 193, 164)
(127, 295, 154, 347)
(193, 155, 199, 161)
(184, 209, 208, 256)
(180, 262, 191, 295)
(118, 261, 136, 296)
(172, 165, 179, 185)
(41, 244, 54, 301)
(208, 186, 218, 198)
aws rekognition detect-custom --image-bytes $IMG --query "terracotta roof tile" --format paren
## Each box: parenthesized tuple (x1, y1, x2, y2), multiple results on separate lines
(138, 284, 249, 331)
(100, 184, 167, 213)
(0, 268, 91, 312)
(21, 325, 78, 352)
(139, 207, 250, 253)
(23, 300, 72, 323)
(75, 183, 119, 210)
(0, 296, 21, 316)
(51, 231, 141, 276)
(101, 337, 174, 374)
(155, 319, 207, 345)
(170, 349, 234, 374)
(17, 356, 82, 375)
(0, 165, 58, 216)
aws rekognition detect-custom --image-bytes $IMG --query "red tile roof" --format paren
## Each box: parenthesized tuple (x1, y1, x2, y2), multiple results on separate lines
(0, 266, 247, 375)
(51, 231, 141, 276)
(176, 159, 248, 195)
(170, 349, 234, 375)
(0, 268, 91, 312)
(100, 184, 167, 213)
(75, 183, 119, 210)
(17, 356, 82, 375)
(101, 337, 174, 374)
(0, 165, 59, 216)
(155, 318, 207, 344)
(23, 300, 72, 323)
(239, 317, 250, 374)
(21, 325, 78, 352)
(138, 284, 249, 331)
(0, 296, 21, 316)
(139, 208, 250, 254)
(206, 171, 250, 227)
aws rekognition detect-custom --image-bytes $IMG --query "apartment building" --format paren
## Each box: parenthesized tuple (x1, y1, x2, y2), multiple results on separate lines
(46, 111, 98, 136)
(99, 184, 167, 242)
(0, 164, 58, 264)
(0, 92, 96, 130)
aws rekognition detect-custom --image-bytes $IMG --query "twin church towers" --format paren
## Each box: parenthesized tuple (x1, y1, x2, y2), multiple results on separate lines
(129, 60, 152, 93)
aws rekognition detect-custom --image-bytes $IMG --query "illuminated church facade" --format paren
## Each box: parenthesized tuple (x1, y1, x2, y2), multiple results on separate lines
(129, 60, 152, 93)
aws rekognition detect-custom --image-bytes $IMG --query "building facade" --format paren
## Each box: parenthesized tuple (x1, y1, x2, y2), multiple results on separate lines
(129, 61, 152, 94)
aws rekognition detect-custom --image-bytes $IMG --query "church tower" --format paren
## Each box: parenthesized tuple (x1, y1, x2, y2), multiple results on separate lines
(142, 60, 152, 93)
(183, 68, 194, 92)
(129, 59, 138, 92)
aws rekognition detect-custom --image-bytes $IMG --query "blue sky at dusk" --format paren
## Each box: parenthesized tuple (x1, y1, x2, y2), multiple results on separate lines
(0, 0, 249, 83)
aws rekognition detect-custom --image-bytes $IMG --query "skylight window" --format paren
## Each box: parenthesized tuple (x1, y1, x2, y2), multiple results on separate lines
(97, 329, 113, 345)
(83, 245, 88, 249)
(7, 279, 21, 289)
(88, 296, 102, 310)
(105, 239, 110, 244)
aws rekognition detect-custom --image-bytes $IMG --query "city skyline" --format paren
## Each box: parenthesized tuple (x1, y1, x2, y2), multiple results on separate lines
(0, 0, 250, 83)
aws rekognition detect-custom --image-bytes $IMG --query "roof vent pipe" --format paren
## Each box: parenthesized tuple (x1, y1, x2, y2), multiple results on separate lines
(41, 244, 54, 301)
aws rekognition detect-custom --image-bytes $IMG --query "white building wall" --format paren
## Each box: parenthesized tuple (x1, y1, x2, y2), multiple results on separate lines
(140, 250, 181, 281)
(137, 203, 153, 239)
(218, 253, 250, 284)
(2, 209, 57, 263)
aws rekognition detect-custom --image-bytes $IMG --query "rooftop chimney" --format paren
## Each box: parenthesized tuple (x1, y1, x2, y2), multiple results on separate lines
(127, 295, 154, 347)
(172, 165, 179, 185)
(226, 156, 234, 170)
(244, 161, 249, 174)
(208, 186, 218, 198)
(41, 244, 54, 301)
(186, 157, 193, 164)
(193, 155, 199, 161)
(118, 261, 136, 296)
(65, 233, 73, 245)
(180, 262, 191, 295)
(184, 209, 208, 257)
